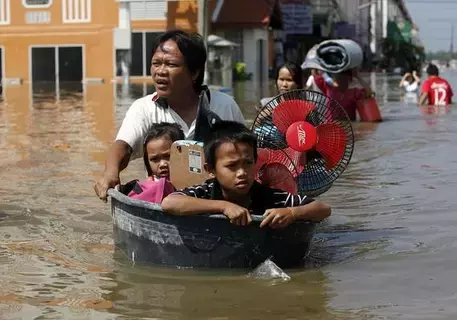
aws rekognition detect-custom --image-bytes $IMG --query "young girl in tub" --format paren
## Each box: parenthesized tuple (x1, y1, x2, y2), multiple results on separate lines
(126, 122, 185, 203)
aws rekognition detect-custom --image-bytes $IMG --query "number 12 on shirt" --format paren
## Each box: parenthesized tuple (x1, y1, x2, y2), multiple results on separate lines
(433, 87, 447, 106)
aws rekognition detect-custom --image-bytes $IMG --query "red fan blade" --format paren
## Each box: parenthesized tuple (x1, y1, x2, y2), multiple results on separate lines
(315, 123, 347, 170)
(259, 163, 298, 194)
(272, 100, 316, 134)
(255, 148, 272, 179)
(277, 148, 306, 176)
(257, 148, 270, 163)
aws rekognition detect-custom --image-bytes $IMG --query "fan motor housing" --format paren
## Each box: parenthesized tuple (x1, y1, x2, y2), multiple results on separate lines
(285, 121, 317, 152)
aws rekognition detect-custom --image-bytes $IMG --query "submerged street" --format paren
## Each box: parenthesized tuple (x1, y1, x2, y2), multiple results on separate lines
(0, 72, 456, 319)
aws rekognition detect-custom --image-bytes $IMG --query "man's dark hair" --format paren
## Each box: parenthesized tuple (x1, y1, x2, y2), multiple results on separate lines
(426, 63, 439, 76)
(204, 121, 257, 169)
(152, 29, 207, 91)
(143, 122, 184, 176)
(275, 61, 303, 89)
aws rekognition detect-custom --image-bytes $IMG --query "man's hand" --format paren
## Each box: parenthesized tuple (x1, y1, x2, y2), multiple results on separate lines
(364, 87, 374, 98)
(222, 202, 252, 226)
(93, 173, 120, 202)
(260, 208, 295, 229)
(94, 140, 132, 202)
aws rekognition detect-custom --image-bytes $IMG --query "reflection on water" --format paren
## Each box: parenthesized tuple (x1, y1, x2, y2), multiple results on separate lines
(0, 73, 456, 319)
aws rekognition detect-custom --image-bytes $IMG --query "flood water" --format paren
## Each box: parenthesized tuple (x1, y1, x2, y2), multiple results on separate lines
(0, 72, 456, 319)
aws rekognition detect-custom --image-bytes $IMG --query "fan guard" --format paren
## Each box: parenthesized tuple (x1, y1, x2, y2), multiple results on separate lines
(251, 89, 354, 197)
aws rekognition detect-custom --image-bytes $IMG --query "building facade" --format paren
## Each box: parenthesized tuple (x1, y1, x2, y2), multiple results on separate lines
(0, 0, 202, 91)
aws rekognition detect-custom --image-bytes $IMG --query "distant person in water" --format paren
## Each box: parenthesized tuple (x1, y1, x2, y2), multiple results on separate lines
(399, 70, 420, 93)
(259, 62, 303, 109)
(305, 69, 337, 92)
(419, 64, 453, 106)
(313, 68, 373, 121)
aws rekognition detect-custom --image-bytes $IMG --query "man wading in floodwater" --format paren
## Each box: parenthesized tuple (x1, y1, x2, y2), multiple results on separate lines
(419, 63, 454, 106)
(94, 30, 245, 201)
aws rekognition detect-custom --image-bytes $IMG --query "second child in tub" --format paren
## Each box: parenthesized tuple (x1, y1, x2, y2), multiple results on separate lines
(313, 68, 374, 121)
(126, 123, 184, 203)
(161, 121, 331, 228)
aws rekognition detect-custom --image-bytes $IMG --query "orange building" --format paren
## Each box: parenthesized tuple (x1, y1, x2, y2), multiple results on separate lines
(0, 0, 202, 91)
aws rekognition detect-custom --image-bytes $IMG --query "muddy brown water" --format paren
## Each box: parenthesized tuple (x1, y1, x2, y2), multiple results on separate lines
(0, 73, 456, 319)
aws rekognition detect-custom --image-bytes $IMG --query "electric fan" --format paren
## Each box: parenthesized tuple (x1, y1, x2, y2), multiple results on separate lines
(252, 89, 354, 197)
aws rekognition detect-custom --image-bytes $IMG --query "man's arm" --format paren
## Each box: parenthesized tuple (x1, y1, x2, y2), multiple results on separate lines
(94, 98, 149, 201)
(419, 92, 429, 106)
(322, 72, 337, 87)
(419, 81, 430, 106)
(93, 140, 132, 202)
(105, 140, 132, 177)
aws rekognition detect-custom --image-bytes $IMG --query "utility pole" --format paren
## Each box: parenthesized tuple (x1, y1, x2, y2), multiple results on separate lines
(369, 0, 377, 56)
(450, 23, 454, 61)
(198, 0, 210, 84)
(117, 0, 133, 88)
(428, 19, 456, 64)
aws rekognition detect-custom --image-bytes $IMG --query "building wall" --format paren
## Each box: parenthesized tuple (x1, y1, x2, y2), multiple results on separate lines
(335, 0, 413, 57)
(130, 0, 199, 32)
(0, 0, 201, 84)
(0, 0, 118, 83)
(122, 0, 201, 81)
(334, 0, 370, 45)
(242, 28, 269, 85)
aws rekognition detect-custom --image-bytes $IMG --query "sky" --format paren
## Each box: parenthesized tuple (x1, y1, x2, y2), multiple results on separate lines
(405, 0, 457, 52)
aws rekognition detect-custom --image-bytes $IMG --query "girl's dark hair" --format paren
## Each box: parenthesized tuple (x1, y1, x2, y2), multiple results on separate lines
(204, 121, 257, 170)
(143, 122, 185, 176)
(152, 29, 207, 91)
(275, 62, 303, 89)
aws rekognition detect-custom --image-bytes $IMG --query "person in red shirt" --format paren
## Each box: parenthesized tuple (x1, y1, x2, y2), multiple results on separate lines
(313, 68, 373, 121)
(420, 64, 453, 106)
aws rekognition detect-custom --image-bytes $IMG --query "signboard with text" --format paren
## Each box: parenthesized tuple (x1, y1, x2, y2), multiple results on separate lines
(280, 3, 313, 35)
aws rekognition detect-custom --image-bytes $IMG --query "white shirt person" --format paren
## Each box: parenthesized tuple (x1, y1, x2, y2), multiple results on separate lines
(94, 30, 245, 201)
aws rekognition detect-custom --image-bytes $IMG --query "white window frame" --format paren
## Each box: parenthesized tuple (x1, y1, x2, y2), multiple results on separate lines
(0, 46, 4, 98)
(62, 0, 91, 24)
(22, 0, 53, 9)
(128, 30, 163, 78)
(130, 0, 167, 21)
(0, 0, 11, 25)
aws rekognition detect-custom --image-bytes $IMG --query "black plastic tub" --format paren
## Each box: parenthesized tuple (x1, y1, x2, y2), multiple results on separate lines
(108, 188, 316, 269)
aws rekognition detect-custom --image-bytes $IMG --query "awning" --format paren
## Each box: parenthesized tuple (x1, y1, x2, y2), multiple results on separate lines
(212, 0, 282, 29)
(207, 34, 238, 47)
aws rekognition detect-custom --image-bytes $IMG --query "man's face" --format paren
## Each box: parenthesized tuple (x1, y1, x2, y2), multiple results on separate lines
(209, 142, 256, 198)
(150, 40, 197, 99)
